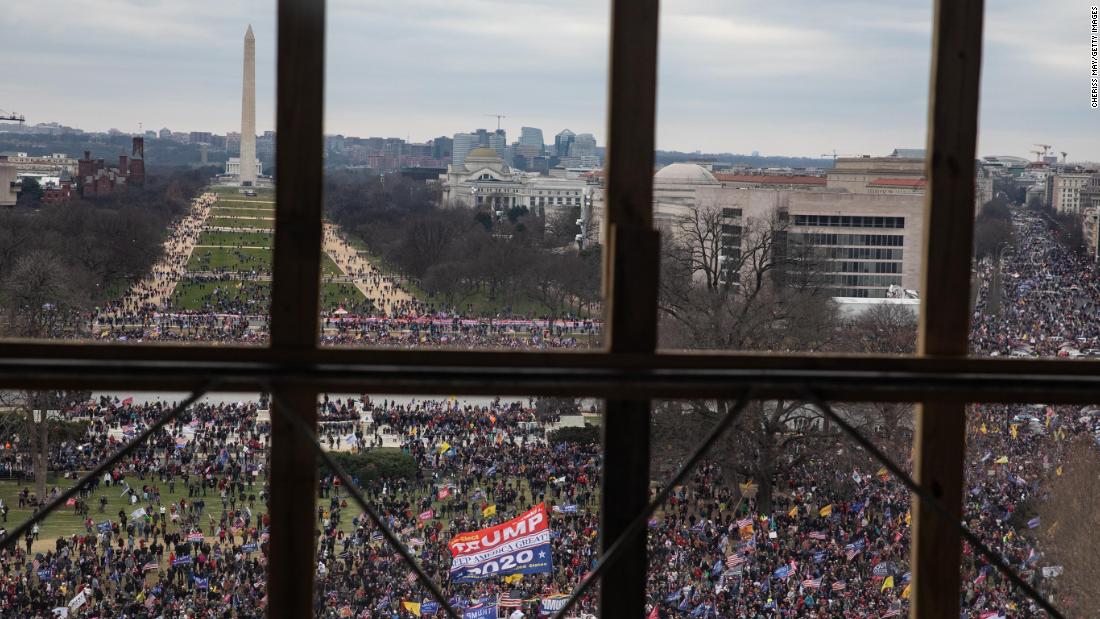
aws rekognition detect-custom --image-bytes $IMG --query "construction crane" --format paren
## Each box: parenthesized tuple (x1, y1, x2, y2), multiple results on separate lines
(0, 109, 25, 123)
(484, 114, 506, 131)
(821, 150, 838, 164)
(1030, 150, 1044, 162)
(1061, 151, 1068, 164)
(1034, 143, 1052, 159)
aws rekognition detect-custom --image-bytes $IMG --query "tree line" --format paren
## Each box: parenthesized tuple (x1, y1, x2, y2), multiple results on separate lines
(324, 170, 601, 318)
(0, 166, 214, 337)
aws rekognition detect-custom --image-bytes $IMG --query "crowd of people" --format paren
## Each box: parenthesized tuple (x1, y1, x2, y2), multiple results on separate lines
(971, 210, 1100, 357)
(4, 205, 1097, 617)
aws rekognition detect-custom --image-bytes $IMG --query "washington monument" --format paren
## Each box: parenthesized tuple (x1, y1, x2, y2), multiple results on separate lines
(239, 24, 257, 186)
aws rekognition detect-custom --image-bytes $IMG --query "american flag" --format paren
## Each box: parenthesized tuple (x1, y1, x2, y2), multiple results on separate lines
(726, 554, 746, 568)
(801, 577, 821, 589)
(735, 517, 752, 528)
(809, 531, 828, 540)
(498, 591, 522, 608)
(143, 561, 159, 572)
(846, 548, 858, 561)
(882, 607, 901, 617)
(187, 532, 204, 543)
(832, 581, 847, 591)
(406, 572, 417, 584)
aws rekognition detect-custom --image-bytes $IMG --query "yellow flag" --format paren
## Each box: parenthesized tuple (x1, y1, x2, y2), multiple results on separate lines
(1056, 465, 1063, 476)
(1010, 424, 1018, 439)
(980, 423, 987, 434)
(503, 574, 524, 584)
(905, 510, 911, 526)
(482, 504, 497, 518)
(819, 504, 833, 517)
(881, 575, 894, 592)
(788, 506, 798, 518)
(403, 601, 422, 617)
(438, 441, 451, 454)
(876, 467, 888, 479)
(994, 456, 1009, 465)
(901, 583, 911, 599)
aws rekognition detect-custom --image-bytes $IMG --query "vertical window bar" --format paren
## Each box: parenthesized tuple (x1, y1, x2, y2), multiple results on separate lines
(912, 1, 984, 617)
(269, 0, 326, 616)
(600, 0, 660, 617)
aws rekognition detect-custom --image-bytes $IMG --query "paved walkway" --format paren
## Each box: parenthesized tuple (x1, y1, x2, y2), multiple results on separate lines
(114, 192, 217, 313)
(323, 224, 415, 314)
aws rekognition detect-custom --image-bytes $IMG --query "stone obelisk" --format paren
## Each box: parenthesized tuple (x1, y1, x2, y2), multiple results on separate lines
(239, 24, 257, 186)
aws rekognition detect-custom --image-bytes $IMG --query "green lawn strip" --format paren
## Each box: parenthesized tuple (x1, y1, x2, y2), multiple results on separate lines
(197, 231, 274, 248)
(208, 217, 275, 230)
(320, 283, 372, 313)
(170, 280, 271, 311)
(321, 253, 343, 276)
(210, 207, 274, 218)
(187, 247, 271, 272)
(211, 186, 275, 199)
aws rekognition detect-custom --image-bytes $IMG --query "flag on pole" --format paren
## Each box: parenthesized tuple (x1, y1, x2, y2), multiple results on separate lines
(481, 504, 496, 518)
(819, 505, 833, 517)
(881, 575, 894, 592)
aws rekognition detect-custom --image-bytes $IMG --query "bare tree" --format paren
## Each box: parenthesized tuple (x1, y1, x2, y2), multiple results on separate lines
(658, 210, 838, 351)
(846, 302, 918, 354)
(1038, 436, 1100, 617)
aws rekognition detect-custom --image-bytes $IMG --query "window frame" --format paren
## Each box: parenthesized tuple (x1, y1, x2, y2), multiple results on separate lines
(0, 1, 1081, 618)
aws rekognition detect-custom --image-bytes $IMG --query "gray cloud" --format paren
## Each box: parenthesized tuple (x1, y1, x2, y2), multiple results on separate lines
(1, 0, 1096, 159)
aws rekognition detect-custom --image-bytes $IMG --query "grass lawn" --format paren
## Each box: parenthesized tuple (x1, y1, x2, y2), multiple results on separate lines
(211, 186, 274, 199)
(320, 283, 371, 312)
(321, 253, 343, 276)
(187, 247, 271, 272)
(208, 217, 275, 230)
(210, 207, 274, 218)
(171, 280, 270, 311)
(197, 230, 273, 248)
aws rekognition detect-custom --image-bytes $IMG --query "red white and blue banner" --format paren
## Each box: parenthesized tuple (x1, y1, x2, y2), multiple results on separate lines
(448, 504, 553, 582)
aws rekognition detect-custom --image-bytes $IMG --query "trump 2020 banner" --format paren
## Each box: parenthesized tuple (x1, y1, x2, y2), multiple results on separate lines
(448, 504, 553, 582)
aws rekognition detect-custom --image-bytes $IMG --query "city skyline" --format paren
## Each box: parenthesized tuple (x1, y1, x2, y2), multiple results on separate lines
(1, 0, 1096, 159)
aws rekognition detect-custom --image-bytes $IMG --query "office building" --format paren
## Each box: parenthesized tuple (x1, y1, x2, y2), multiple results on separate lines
(519, 127, 544, 154)
(452, 133, 478, 167)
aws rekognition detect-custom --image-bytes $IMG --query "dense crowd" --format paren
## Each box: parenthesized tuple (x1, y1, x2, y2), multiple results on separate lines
(971, 210, 1100, 357)
(3, 205, 1095, 617)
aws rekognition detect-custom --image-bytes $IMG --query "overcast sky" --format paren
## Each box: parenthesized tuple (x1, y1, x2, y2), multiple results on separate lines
(3, 0, 1097, 160)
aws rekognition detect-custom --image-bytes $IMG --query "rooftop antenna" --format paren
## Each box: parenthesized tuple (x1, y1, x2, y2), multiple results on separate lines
(1061, 151, 1067, 164)
(484, 114, 506, 131)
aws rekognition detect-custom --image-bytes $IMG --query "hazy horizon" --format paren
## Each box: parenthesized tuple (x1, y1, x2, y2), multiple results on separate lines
(2, 0, 1096, 160)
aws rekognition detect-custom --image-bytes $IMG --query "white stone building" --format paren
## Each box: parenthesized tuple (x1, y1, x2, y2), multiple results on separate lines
(1051, 172, 1094, 213)
(439, 147, 593, 221)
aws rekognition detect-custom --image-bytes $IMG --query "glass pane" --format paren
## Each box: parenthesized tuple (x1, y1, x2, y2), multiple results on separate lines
(319, 1, 607, 349)
(316, 393, 603, 617)
(0, 390, 270, 615)
(649, 398, 915, 616)
(961, 401, 1089, 617)
(0, 12, 275, 345)
(650, 2, 931, 353)
(970, 0, 1099, 359)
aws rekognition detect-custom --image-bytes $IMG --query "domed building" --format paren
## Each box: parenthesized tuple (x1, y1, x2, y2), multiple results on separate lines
(652, 163, 719, 231)
(440, 146, 594, 229)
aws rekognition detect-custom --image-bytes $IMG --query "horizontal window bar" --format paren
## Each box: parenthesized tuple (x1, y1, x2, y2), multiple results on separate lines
(0, 355, 1098, 402)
